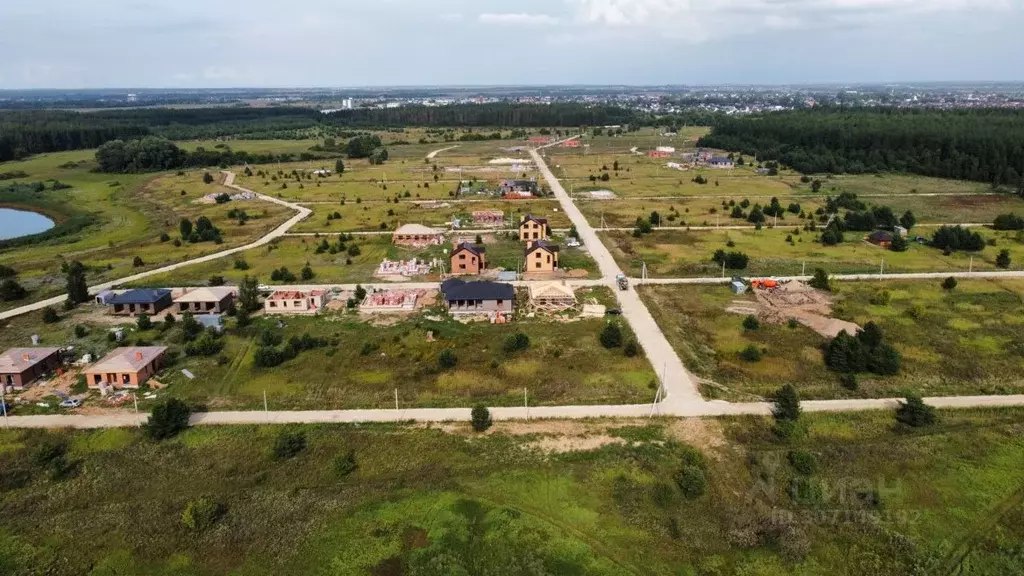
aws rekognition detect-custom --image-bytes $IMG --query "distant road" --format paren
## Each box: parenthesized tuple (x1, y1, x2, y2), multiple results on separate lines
(426, 146, 459, 160)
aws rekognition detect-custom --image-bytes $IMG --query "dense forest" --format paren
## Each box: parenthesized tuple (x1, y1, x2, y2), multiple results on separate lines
(699, 108, 1024, 186)
(0, 104, 640, 162)
(93, 137, 317, 173)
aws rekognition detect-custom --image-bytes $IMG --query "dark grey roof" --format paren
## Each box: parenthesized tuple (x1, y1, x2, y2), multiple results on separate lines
(108, 289, 171, 305)
(521, 214, 548, 226)
(452, 242, 485, 256)
(442, 280, 514, 302)
(526, 240, 560, 255)
(709, 156, 732, 163)
(868, 230, 894, 242)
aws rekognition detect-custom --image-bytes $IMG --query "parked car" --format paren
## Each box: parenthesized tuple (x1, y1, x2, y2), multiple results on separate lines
(59, 398, 82, 409)
(606, 308, 623, 315)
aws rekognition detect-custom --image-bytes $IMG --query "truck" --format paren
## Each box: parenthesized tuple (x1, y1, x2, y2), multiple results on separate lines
(616, 273, 629, 291)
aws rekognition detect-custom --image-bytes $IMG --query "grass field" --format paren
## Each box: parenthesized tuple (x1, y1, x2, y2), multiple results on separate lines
(0, 154, 294, 311)
(0, 303, 655, 410)
(639, 279, 1024, 400)
(1, 408, 1022, 574)
(603, 228, 1024, 277)
(290, 199, 570, 233)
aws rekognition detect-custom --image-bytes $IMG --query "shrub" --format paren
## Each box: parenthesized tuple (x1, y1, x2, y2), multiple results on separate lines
(742, 315, 760, 331)
(42, 306, 59, 324)
(808, 268, 831, 291)
(942, 277, 958, 290)
(896, 395, 937, 427)
(132, 256, 144, 267)
(273, 430, 307, 459)
(992, 213, 1024, 231)
(438, 349, 458, 369)
(0, 279, 26, 301)
(996, 249, 1012, 269)
(202, 172, 214, 184)
(932, 225, 984, 252)
(869, 290, 892, 305)
(772, 384, 801, 422)
(787, 450, 817, 475)
(839, 373, 858, 391)
(503, 332, 530, 354)
(600, 322, 623, 349)
(73, 324, 88, 338)
(182, 497, 222, 532)
(739, 345, 761, 362)
(471, 404, 492, 432)
(623, 340, 639, 357)
(185, 331, 224, 357)
(208, 276, 225, 286)
(145, 398, 191, 440)
(676, 465, 707, 499)
(334, 450, 358, 477)
(711, 250, 749, 270)
(233, 259, 249, 270)
(136, 314, 152, 331)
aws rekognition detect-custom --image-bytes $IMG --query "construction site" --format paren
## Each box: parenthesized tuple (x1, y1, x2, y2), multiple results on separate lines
(359, 288, 437, 314)
(727, 279, 861, 338)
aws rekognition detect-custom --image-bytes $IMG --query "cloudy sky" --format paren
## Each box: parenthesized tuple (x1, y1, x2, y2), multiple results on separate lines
(1, 0, 1021, 88)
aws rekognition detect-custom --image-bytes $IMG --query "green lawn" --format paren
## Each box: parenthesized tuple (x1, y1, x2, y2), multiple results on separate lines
(639, 279, 1024, 400)
(603, 228, 1024, 277)
(1, 408, 1023, 574)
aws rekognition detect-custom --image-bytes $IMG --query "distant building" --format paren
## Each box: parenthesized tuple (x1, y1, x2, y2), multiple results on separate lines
(499, 179, 538, 199)
(106, 289, 173, 317)
(450, 243, 487, 275)
(648, 150, 671, 159)
(529, 136, 551, 144)
(173, 287, 236, 314)
(264, 290, 328, 315)
(708, 157, 735, 169)
(866, 230, 894, 247)
(562, 140, 581, 148)
(440, 279, 514, 316)
(519, 215, 549, 242)
(656, 146, 676, 153)
(0, 348, 62, 390)
(392, 224, 444, 247)
(525, 240, 560, 272)
(85, 347, 166, 390)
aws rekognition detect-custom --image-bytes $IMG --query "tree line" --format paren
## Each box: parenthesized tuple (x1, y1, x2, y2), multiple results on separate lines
(94, 137, 313, 173)
(699, 107, 1024, 186)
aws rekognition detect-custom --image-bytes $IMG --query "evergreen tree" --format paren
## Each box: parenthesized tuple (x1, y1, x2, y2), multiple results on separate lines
(65, 261, 89, 305)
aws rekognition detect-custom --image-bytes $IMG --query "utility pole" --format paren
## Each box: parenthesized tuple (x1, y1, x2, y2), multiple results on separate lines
(802, 261, 806, 277)
(133, 393, 139, 426)
(880, 258, 885, 278)
(394, 388, 399, 411)
(1, 385, 7, 428)
(263, 390, 268, 417)
(524, 388, 529, 420)
(969, 256, 973, 274)
(722, 260, 726, 278)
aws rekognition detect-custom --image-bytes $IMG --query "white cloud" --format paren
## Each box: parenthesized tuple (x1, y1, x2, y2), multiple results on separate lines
(479, 12, 560, 25)
(439, 12, 464, 22)
(567, 0, 1014, 40)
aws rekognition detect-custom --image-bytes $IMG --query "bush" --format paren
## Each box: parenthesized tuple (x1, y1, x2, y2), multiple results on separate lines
(334, 450, 358, 477)
(623, 340, 639, 357)
(711, 250, 749, 270)
(132, 256, 144, 267)
(184, 331, 224, 357)
(503, 332, 530, 354)
(839, 373, 858, 391)
(182, 497, 222, 532)
(42, 306, 59, 324)
(471, 404, 492, 432)
(993, 213, 1024, 231)
(0, 279, 27, 301)
(772, 384, 801, 422)
(676, 465, 707, 499)
(808, 268, 831, 291)
(787, 450, 817, 475)
(145, 398, 191, 440)
(742, 315, 760, 331)
(739, 345, 761, 362)
(136, 314, 152, 330)
(73, 324, 88, 338)
(996, 249, 1012, 269)
(932, 225, 984, 252)
(600, 322, 623, 349)
(208, 275, 225, 286)
(274, 430, 307, 459)
(438, 349, 458, 369)
(942, 277, 958, 290)
(896, 395, 937, 427)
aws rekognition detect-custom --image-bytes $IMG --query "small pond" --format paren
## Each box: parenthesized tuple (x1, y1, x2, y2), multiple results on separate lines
(0, 208, 55, 240)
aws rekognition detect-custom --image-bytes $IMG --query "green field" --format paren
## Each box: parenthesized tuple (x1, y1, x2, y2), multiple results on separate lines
(603, 228, 1024, 278)
(639, 279, 1024, 400)
(0, 154, 294, 310)
(1, 408, 1022, 574)
(290, 199, 570, 233)
(0, 302, 654, 411)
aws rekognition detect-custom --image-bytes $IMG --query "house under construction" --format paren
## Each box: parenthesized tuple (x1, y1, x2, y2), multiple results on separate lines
(528, 281, 577, 312)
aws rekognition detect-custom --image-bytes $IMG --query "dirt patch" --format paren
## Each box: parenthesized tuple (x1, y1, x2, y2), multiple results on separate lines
(665, 418, 727, 455)
(731, 280, 861, 339)
(526, 435, 625, 454)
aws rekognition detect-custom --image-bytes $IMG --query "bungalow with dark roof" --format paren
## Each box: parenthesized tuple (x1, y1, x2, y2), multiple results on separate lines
(866, 230, 895, 248)
(525, 240, 560, 272)
(519, 215, 549, 242)
(106, 289, 173, 316)
(450, 242, 487, 275)
(708, 156, 735, 169)
(440, 279, 514, 315)
(0, 347, 62, 390)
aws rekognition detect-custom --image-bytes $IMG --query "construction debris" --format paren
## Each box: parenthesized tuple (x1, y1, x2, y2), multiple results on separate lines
(529, 282, 577, 312)
(731, 280, 861, 338)
(374, 258, 436, 279)
(360, 289, 423, 313)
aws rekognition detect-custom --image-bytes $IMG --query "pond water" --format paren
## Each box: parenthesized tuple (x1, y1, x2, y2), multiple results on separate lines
(0, 208, 55, 240)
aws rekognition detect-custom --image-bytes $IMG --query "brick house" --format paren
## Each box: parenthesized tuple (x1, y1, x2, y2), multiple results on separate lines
(173, 287, 236, 314)
(441, 279, 514, 315)
(450, 243, 487, 275)
(106, 289, 173, 317)
(525, 240, 560, 272)
(0, 348, 62, 390)
(263, 289, 328, 315)
(84, 347, 166, 390)
(392, 224, 445, 247)
(519, 215, 549, 242)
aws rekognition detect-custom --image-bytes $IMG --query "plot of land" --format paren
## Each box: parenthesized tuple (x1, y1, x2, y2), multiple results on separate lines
(290, 199, 570, 233)
(603, 228, 1024, 277)
(1, 408, 1022, 574)
(639, 278, 1024, 400)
